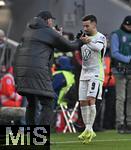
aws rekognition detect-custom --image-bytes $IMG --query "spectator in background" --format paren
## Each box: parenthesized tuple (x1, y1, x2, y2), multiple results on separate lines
(14, 11, 84, 125)
(0, 66, 22, 107)
(0, 29, 13, 68)
(53, 56, 76, 109)
(111, 16, 131, 134)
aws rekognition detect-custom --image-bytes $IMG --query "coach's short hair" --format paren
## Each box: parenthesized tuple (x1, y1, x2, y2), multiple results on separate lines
(82, 15, 97, 24)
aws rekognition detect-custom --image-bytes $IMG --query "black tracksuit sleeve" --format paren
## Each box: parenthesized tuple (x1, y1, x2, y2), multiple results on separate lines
(51, 30, 83, 51)
(38, 27, 83, 52)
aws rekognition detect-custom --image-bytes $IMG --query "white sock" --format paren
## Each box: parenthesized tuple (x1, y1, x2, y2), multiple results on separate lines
(80, 106, 92, 131)
(89, 105, 96, 131)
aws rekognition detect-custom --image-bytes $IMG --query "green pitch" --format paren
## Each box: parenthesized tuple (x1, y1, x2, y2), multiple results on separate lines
(0, 130, 131, 149)
(51, 130, 131, 150)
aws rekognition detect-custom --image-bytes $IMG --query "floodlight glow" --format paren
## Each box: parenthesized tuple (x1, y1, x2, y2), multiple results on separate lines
(0, 1, 5, 6)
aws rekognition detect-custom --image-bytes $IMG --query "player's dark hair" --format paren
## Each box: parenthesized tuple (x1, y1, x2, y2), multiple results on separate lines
(82, 15, 97, 24)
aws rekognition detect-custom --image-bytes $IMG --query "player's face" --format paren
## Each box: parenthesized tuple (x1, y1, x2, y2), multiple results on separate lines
(82, 20, 96, 35)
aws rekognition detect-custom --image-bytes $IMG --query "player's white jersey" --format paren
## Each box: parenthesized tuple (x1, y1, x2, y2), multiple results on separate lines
(80, 32, 107, 81)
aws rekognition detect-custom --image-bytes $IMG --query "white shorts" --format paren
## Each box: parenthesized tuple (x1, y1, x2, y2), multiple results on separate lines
(79, 79, 103, 100)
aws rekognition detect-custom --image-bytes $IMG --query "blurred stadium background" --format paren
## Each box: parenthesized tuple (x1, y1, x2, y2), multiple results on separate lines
(0, 0, 131, 41)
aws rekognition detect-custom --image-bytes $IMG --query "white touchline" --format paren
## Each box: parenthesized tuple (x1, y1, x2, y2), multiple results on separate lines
(51, 139, 131, 144)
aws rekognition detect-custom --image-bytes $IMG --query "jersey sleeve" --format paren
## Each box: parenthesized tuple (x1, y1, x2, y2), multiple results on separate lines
(87, 35, 106, 52)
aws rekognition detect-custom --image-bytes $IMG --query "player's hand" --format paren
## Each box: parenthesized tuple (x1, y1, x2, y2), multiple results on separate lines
(80, 35, 91, 43)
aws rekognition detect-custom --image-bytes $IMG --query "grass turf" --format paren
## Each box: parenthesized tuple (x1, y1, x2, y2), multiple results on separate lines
(51, 130, 131, 150)
(0, 130, 131, 149)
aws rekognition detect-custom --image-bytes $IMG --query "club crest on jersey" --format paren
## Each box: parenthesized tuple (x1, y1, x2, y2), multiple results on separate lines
(82, 49, 91, 61)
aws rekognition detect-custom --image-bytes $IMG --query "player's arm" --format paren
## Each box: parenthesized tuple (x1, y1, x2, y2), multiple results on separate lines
(81, 35, 106, 52)
(87, 41, 104, 52)
(88, 35, 106, 52)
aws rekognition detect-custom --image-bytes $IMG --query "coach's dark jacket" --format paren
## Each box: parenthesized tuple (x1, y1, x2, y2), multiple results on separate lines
(14, 17, 82, 98)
